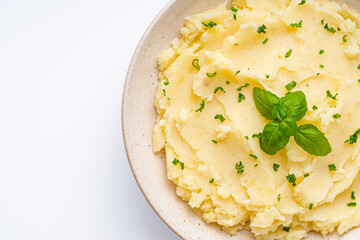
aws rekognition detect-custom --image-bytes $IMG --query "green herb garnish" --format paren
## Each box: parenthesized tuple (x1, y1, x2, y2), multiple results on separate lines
(252, 133, 262, 139)
(290, 20, 302, 28)
(172, 158, 184, 170)
(273, 163, 280, 172)
(286, 81, 297, 91)
(299, 0, 306, 5)
(162, 89, 166, 96)
(277, 194, 281, 202)
(263, 38, 269, 44)
(202, 21, 217, 28)
(249, 154, 258, 159)
(226, 81, 230, 85)
(319, 49, 325, 54)
(257, 24, 267, 34)
(235, 70, 241, 75)
(326, 90, 338, 100)
(214, 86, 226, 94)
(343, 35, 348, 42)
(192, 59, 200, 70)
(238, 93, 245, 103)
(352, 191, 356, 200)
(312, 105, 318, 110)
(309, 203, 313, 209)
(230, 6, 238, 13)
(347, 202, 356, 207)
(195, 100, 205, 112)
(212, 140, 218, 144)
(252, 88, 332, 156)
(234, 43, 239, 46)
(304, 173, 309, 178)
(245, 136, 249, 140)
(266, 74, 270, 79)
(324, 23, 336, 33)
(321, 19, 325, 25)
(320, 65, 324, 69)
(358, 64, 360, 70)
(328, 164, 337, 171)
(164, 81, 169, 85)
(345, 129, 360, 144)
(237, 83, 250, 91)
(207, 72, 217, 77)
(209, 178, 214, 183)
(283, 227, 291, 232)
(333, 113, 341, 119)
(235, 161, 244, 174)
(285, 49, 292, 58)
(215, 114, 226, 123)
(286, 174, 297, 186)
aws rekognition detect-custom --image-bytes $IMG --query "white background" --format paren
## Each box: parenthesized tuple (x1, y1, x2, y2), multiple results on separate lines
(0, 0, 180, 239)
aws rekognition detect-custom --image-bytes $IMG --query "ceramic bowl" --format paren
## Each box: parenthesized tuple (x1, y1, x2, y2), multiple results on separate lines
(122, 0, 360, 239)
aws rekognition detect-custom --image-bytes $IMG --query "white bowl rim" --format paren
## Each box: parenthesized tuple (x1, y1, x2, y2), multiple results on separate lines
(122, 0, 183, 239)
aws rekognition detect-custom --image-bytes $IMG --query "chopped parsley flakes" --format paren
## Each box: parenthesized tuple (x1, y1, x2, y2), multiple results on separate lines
(285, 49, 293, 58)
(352, 191, 356, 200)
(299, 0, 306, 5)
(283, 226, 291, 232)
(162, 89, 166, 96)
(226, 81, 230, 85)
(320, 65, 324, 69)
(277, 194, 281, 202)
(209, 178, 214, 183)
(172, 158, 184, 170)
(263, 38, 269, 44)
(206, 72, 217, 77)
(192, 59, 200, 70)
(304, 173, 310, 178)
(249, 154, 258, 159)
(319, 49, 325, 54)
(309, 203, 313, 210)
(202, 21, 217, 28)
(290, 20, 302, 28)
(358, 64, 360, 70)
(214, 86, 226, 94)
(328, 164, 337, 171)
(235, 161, 244, 175)
(195, 100, 205, 112)
(238, 93, 245, 103)
(257, 24, 267, 34)
(343, 35, 348, 42)
(324, 23, 336, 33)
(347, 202, 357, 207)
(285, 81, 297, 91)
(273, 163, 280, 172)
(164, 81, 169, 85)
(237, 83, 250, 91)
(286, 174, 297, 186)
(326, 90, 338, 100)
(214, 114, 226, 123)
(212, 140, 218, 144)
(333, 113, 341, 119)
(312, 105, 318, 110)
(235, 70, 241, 75)
(345, 129, 360, 144)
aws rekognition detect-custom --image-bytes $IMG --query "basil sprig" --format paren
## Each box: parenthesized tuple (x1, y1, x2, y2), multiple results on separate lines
(253, 87, 332, 156)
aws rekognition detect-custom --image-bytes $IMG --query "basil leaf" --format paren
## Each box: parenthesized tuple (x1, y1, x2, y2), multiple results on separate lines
(260, 121, 290, 155)
(279, 91, 308, 121)
(279, 118, 297, 136)
(253, 87, 280, 120)
(294, 124, 332, 156)
(272, 104, 288, 121)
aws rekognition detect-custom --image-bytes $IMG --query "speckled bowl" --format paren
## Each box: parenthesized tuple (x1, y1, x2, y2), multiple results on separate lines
(122, 0, 360, 239)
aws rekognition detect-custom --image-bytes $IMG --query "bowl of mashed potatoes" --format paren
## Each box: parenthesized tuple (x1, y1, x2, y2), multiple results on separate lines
(122, 0, 360, 239)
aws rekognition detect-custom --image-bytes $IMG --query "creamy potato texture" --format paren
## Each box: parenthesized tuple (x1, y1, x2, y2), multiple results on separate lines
(152, 0, 360, 239)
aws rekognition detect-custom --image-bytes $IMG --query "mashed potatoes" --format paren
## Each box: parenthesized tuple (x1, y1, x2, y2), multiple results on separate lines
(152, 0, 360, 239)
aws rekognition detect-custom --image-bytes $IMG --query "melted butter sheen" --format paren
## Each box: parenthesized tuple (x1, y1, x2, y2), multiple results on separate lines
(152, 0, 360, 239)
